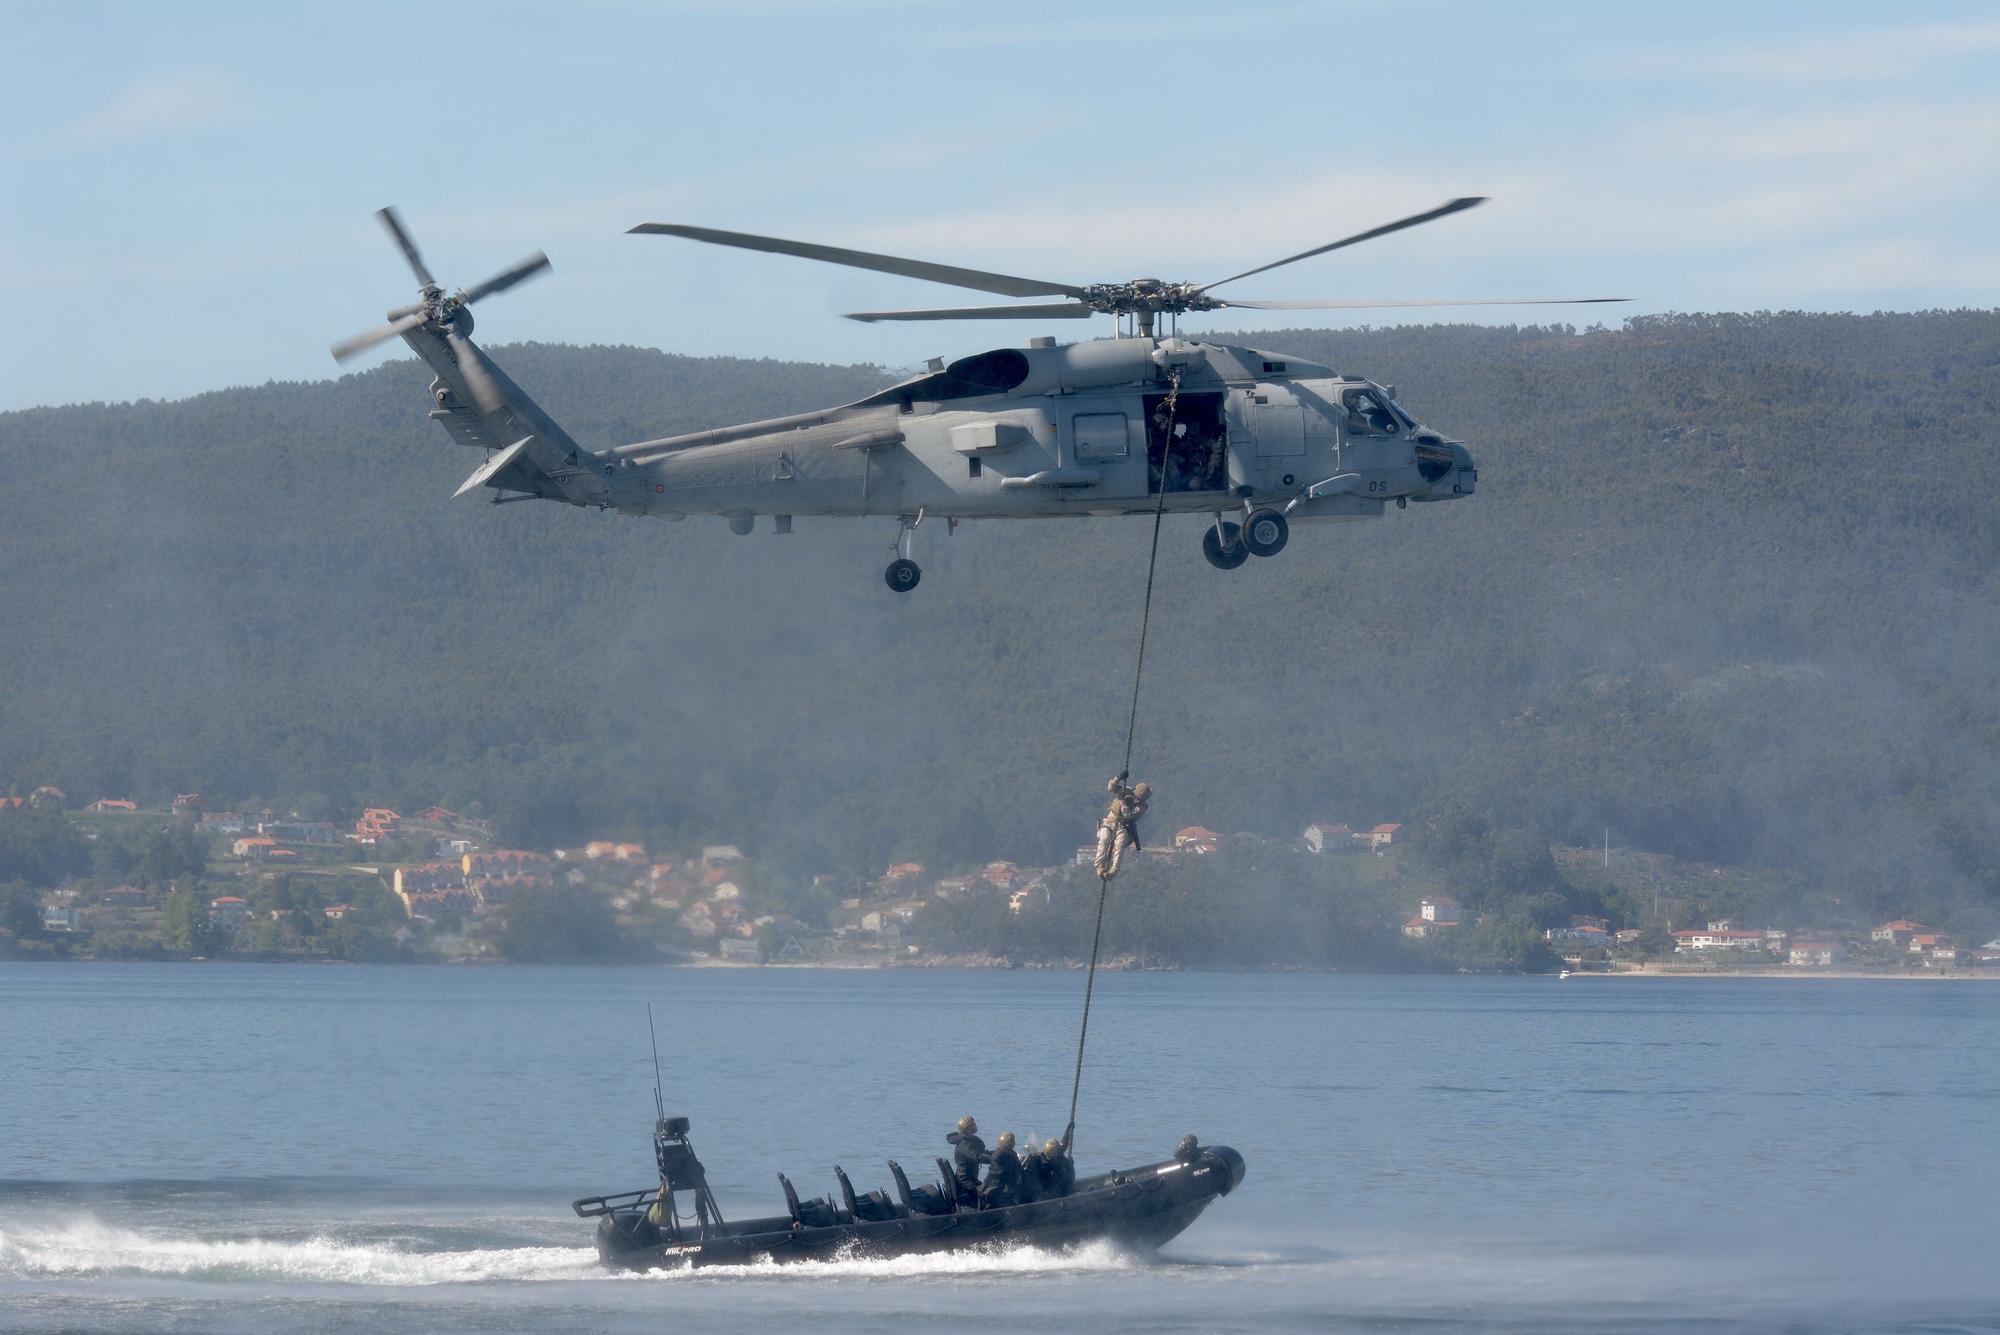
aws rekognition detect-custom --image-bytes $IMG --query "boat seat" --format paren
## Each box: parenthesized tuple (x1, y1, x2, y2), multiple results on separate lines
(777, 1171, 842, 1229)
(889, 1159, 953, 1217)
(834, 1164, 902, 1222)
(938, 1156, 972, 1208)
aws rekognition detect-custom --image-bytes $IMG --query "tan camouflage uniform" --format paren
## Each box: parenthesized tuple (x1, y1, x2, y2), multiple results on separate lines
(1093, 775, 1150, 880)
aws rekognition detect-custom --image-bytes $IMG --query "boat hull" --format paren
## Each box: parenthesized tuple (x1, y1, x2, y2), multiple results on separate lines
(590, 1145, 1245, 1271)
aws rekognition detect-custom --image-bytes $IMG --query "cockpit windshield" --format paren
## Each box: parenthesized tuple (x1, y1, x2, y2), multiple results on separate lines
(1340, 386, 1404, 438)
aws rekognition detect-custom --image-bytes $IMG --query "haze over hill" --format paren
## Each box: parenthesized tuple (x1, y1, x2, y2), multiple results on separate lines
(3, 312, 1998, 936)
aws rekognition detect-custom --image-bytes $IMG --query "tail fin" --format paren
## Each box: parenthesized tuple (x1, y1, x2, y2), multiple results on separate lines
(403, 327, 610, 507)
(328, 207, 609, 508)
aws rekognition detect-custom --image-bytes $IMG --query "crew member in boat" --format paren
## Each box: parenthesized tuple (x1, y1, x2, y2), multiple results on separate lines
(1017, 1140, 1046, 1203)
(947, 1115, 989, 1206)
(979, 1131, 1025, 1208)
(1036, 1137, 1076, 1198)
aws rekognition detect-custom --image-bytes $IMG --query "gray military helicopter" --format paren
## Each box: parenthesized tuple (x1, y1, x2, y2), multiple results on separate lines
(332, 200, 1622, 590)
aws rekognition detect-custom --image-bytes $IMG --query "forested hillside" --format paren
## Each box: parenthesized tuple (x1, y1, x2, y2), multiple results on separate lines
(3, 312, 1998, 933)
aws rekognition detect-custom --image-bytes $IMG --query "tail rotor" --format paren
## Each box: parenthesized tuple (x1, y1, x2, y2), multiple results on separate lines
(330, 206, 550, 413)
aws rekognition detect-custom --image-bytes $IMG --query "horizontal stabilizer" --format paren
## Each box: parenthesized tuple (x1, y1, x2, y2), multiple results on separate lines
(454, 436, 536, 498)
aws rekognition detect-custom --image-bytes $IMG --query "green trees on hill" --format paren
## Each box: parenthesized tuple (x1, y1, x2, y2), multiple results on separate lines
(0, 814, 88, 887)
(2, 311, 1998, 938)
(494, 885, 643, 963)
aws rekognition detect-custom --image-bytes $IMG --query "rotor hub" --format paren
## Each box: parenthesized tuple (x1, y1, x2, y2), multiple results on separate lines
(1079, 280, 1225, 318)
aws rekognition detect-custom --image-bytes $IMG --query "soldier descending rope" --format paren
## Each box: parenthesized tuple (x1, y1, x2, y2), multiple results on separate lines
(1062, 371, 1183, 1154)
(1093, 772, 1151, 881)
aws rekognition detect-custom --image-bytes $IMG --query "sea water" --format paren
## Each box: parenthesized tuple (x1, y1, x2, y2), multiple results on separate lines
(2, 964, 1995, 1332)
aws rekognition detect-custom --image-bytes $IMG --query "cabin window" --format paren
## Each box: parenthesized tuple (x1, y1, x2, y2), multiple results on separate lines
(968, 456, 982, 478)
(1341, 386, 1402, 437)
(1073, 413, 1130, 462)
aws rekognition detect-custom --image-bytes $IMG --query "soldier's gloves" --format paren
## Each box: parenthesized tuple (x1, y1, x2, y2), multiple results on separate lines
(1117, 770, 1129, 783)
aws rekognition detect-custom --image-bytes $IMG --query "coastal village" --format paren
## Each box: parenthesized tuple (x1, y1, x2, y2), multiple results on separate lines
(5, 788, 1999, 973)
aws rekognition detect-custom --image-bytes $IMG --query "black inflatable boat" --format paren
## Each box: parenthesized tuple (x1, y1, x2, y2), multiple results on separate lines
(573, 1117, 1246, 1270)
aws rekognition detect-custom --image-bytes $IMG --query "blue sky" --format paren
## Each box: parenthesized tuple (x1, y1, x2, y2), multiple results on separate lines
(3, 0, 1998, 411)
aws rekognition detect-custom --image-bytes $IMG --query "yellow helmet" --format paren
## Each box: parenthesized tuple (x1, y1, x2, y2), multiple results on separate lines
(1132, 783, 1152, 799)
(956, 1115, 977, 1135)
(996, 1131, 1015, 1152)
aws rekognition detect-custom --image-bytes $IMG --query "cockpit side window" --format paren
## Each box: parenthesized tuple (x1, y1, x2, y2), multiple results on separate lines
(1341, 386, 1403, 437)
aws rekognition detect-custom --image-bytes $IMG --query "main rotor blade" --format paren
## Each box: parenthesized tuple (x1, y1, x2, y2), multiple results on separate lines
(845, 302, 1097, 323)
(1220, 295, 1631, 310)
(630, 223, 1086, 300)
(376, 207, 436, 289)
(1200, 197, 1487, 294)
(459, 251, 551, 305)
(330, 309, 428, 363)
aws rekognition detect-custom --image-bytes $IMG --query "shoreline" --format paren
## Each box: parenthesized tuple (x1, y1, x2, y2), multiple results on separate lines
(7, 951, 1994, 979)
(1567, 966, 1997, 981)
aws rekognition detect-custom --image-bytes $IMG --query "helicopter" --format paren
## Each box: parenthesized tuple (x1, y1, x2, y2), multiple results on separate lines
(331, 199, 1623, 591)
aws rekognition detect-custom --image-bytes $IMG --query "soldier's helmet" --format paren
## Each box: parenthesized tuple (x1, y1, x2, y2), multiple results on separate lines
(1174, 1133, 1200, 1161)
(957, 1115, 977, 1135)
(1132, 783, 1152, 799)
(1044, 1138, 1063, 1158)
(996, 1131, 1016, 1152)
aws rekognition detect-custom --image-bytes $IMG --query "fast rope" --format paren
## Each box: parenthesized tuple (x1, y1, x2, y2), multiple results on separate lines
(1064, 365, 1181, 1151)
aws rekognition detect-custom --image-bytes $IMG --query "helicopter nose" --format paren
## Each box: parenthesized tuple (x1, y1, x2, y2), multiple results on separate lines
(1448, 442, 1476, 496)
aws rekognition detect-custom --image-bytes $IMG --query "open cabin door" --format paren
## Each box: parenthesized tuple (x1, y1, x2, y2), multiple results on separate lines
(1144, 390, 1227, 495)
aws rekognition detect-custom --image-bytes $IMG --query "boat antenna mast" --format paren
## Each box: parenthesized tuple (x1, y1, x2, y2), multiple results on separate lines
(641, 1004, 726, 1236)
(647, 1002, 667, 1128)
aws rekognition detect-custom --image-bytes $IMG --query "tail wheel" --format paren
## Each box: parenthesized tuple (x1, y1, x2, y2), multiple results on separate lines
(1242, 508, 1289, 558)
(1202, 521, 1249, 571)
(885, 558, 922, 592)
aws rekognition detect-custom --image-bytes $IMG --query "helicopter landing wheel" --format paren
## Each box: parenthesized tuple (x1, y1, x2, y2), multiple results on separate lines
(885, 557, 922, 592)
(1242, 508, 1289, 558)
(1202, 520, 1248, 571)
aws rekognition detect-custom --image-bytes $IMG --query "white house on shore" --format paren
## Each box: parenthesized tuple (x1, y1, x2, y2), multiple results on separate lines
(1302, 822, 1353, 853)
(1673, 928, 1767, 952)
(1402, 896, 1464, 939)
